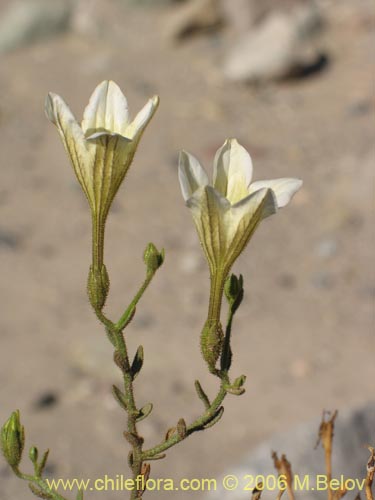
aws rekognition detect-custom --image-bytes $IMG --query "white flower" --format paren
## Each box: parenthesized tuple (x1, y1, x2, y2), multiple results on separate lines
(46, 80, 159, 223)
(178, 138, 302, 275)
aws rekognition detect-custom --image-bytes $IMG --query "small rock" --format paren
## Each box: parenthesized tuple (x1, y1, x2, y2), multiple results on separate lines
(346, 99, 372, 118)
(165, 0, 223, 41)
(223, 3, 323, 82)
(277, 273, 296, 289)
(0, 0, 72, 53)
(0, 229, 20, 250)
(289, 358, 311, 379)
(315, 238, 338, 259)
(32, 391, 59, 410)
(219, 0, 256, 35)
(311, 271, 334, 290)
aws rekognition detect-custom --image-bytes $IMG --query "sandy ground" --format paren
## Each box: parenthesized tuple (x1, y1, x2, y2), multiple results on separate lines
(0, 1, 374, 499)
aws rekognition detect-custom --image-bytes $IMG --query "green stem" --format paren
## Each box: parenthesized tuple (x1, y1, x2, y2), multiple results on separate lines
(92, 215, 105, 269)
(142, 374, 229, 460)
(12, 467, 69, 500)
(116, 274, 154, 332)
(207, 271, 225, 327)
(113, 329, 143, 500)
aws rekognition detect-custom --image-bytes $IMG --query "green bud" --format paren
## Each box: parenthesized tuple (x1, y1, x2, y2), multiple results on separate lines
(1, 410, 25, 467)
(233, 374, 246, 388)
(224, 274, 244, 311)
(87, 264, 110, 311)
(29, 446, 38, 464)
(143, 243, 164, 276)
(200, 321, 224, 373)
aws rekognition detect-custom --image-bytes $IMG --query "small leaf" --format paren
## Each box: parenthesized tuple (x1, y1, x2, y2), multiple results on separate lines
(177, 418, 187, 439)
(165, 427, 177, 441)
(36, 449, 50, 477)
(136, 403, 153, 422)
(194, 380, 210, 409)
(28, 484, 53, 499)
(204, 407, 224, 429)
(112, 385, 128, 411)
(76, 489, 84, 500)
(146, 453, 166, 461)
(123, 431, 144, 447)
(122, 305, 136, 329)
(131, 346, 144, 380)
(225, 386, 245, 396)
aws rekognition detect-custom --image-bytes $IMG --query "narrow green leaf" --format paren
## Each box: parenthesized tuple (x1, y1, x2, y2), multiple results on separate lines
(112, 385, 128, 411)
(36, 449, 49, 477)
(194, 380, 210, 409)
(204, 406, 224, 429)
(131, 346, 144, 380)
(145, 453, 166, 461)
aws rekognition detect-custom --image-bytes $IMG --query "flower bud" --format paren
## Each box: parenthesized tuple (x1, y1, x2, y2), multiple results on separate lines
(87, 264, 110, 311)
(233, 374, 246, 388)
(224, 274, 244, 311)
(1, 410, 25, 467)
(143, 243, 164, 276)
(29, 446, 38, 464)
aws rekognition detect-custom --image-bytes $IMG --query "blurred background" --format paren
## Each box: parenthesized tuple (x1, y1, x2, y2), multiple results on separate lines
(0, 0, 373, 498)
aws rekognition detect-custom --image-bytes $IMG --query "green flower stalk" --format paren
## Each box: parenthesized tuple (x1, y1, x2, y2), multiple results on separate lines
(46, 80, 159, 310)
(178, 138, 302, 371)
(1, 410, 25, 467)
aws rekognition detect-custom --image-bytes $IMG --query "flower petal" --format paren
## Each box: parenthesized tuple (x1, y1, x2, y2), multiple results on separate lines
(186, 186, 230, 272)
(178, 151, 209, 201)
(249, 178, 303, 208)
(45, 92, 95, 207)
(81, 80, 129, 137)
(125, 95, 159, 140)
(213, 138, 253, 204)
(223, 188, 277, 271)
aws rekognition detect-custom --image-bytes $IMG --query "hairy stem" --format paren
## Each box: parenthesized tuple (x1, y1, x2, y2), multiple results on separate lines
(12, 467, 69, 500)
(142, 374, 229, 460)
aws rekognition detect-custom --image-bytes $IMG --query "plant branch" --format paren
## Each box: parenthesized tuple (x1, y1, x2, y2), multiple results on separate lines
(12, 466, 69, 500)
(142, 374, 229, 460)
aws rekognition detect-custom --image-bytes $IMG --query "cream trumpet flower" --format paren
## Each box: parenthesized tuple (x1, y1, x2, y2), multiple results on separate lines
(179, 138, 302, 277)
(179, 138, 302, 372)
(46, 80, 159, 310)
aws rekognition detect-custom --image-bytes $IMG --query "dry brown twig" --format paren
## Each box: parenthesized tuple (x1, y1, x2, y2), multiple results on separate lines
(272, 451, 295, 500)
(315, 410, 345, 500)
(252, 482, 264, 500)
